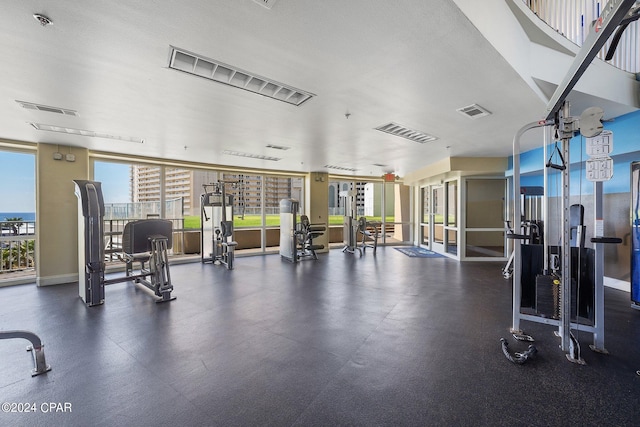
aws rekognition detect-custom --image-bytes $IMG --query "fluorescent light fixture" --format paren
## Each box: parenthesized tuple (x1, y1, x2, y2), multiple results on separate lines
(29, 123, 144, 143)
(223, 150, 281, 161)
(168, 46, 314, 106)
(17, 100, 78, 116)
(374, 122, 438, 144)
(324, 164, 359, 172)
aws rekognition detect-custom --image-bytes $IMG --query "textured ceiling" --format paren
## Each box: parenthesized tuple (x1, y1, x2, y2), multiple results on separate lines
(0, 0, 548, 177)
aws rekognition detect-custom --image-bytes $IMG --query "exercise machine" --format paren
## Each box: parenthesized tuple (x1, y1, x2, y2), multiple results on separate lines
(340, 189, 361, 256)
(74, 180, 176, 306)
(509, 104, 621, 364)
(506, 0, 637, 362)
(119, 219, 176, 302)
(201, 182, 237, 269)
(279, 198, 325, 262)
(0, 330, 51, 376)
(357, 216, 379, 254)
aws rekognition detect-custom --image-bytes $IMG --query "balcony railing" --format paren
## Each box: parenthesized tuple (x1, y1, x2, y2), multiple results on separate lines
(0, 220, 36, 275)
(524, 0, 640, 73)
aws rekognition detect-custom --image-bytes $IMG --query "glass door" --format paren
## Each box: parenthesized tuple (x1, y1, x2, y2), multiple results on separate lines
(420, 187, 429, 248)
(445, 180, 458, 256)
(431, 185, 445, 253)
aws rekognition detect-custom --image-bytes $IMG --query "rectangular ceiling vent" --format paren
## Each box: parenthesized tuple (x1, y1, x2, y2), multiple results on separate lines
(324, 165, 359, 172)
(29, 123, 144, 143)
(456, 104, 491, 119)
(168, 47, 314, 106)
(253, 0, 278, 9)
(374, 122, 438, 144)
(17, 100, 78, 117)
(223, 150, 281, 161)
(265, 144, 290, 150)
(372, 163, 388, 167)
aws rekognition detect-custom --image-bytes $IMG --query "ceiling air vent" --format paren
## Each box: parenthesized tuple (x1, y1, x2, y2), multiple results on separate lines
(168, 47, 314, 106)
(17, 100, 78, 117)
(374, 122, 438, 144)
(456, 104, 491, 119)
(253, 0, 278, 9)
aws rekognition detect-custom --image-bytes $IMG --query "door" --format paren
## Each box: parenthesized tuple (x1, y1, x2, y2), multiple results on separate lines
(431, 185, 445, 253)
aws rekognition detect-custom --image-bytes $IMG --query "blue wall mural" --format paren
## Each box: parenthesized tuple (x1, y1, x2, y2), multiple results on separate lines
(508, 109, 640, 196)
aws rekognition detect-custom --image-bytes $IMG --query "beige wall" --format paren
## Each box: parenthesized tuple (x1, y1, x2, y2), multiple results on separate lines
(36, 143, 89, 286)
(393, 184, 411, 241)
(306, 172, 329, 252)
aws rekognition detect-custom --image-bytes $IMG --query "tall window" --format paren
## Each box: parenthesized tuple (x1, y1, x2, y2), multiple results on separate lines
(328, 179, 411, 245)
(0, 150, 36, 275)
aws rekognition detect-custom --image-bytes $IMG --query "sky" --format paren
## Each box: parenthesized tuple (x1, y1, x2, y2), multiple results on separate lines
(93, 161, 131, 203)
(0, 152, 131, 212)
(0, 151, 35, 212)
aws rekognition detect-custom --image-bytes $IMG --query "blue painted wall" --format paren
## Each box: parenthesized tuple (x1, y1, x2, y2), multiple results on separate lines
(508, 109, 640, 196)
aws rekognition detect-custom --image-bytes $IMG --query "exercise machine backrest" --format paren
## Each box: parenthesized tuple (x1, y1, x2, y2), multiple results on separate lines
(220, 220, 233, 238)
(122, 219, 173, 254)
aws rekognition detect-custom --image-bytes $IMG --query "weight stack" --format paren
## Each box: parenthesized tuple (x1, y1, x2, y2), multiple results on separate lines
(535, 274, 559, 319)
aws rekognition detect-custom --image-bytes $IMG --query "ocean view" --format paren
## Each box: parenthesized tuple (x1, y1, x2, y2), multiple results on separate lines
(0, 212, 35, 221)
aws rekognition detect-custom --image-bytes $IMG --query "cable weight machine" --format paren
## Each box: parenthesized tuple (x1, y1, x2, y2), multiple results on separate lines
(200, 181, 238, 269)
(504, 0, 634, 364)
(509, 104, 621, 364)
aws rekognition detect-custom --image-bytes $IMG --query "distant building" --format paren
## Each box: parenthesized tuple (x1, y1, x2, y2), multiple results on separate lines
(130, 165, 218, 216)
(130, 166, 302, 217)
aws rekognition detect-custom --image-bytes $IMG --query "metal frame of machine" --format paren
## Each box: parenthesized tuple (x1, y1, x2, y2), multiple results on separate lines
(279, 198, 325, 262)
(73, 180, 176, 306)
(506, 0, 634, 364)
(200, 181, 237, 269)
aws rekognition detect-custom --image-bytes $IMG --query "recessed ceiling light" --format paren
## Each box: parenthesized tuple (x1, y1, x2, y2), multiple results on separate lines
(168, 46, 314, 106)
(29, 123, 144, 143)
(223, 150, 281, 161)
(374, 122, 438, 144)
(456, 104, 492, 119)
(17, 100, 78, 116)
